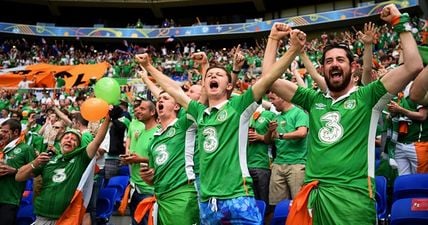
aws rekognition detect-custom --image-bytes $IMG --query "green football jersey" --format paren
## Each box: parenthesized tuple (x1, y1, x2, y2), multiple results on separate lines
(0, 98, 9, 111)
(130, 126, 157, 194)
(127, 119, 145, 152)
(26, 131, 45, 154)
(80, 130, 94, 148)
(291, 80, 389, 189)
(149, 116, 195, 197)
(273, 106, 309, 165)
(396, 97, 428, 143)
(33, 148, 91, 219)
(187, 87, 259, 201)
(247, 110, 275, 169)
(0, 142, 35, 206)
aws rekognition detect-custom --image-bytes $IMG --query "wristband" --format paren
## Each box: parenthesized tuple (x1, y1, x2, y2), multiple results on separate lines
(392, 13, 412, 34)
(232, 70, 241, 74)
(391, 15, 401, 26)
(268, 35, 280, 41)
(30, 162, 36, 169)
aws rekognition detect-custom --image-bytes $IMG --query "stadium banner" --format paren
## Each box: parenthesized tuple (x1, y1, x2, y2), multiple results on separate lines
(0, 62, 109, 88)
(0, 0, 418, 39)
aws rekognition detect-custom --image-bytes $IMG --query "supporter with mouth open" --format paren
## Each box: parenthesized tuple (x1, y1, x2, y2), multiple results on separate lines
(136, 24, 306, 224)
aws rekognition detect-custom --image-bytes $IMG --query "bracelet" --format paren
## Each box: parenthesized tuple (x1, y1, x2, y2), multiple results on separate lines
(391, 15, 401, 26)
(392, 13, 412, 34)
(30, 162, 36, 169)
(232, 70, 240, 74)
(268, 35, 280, 41)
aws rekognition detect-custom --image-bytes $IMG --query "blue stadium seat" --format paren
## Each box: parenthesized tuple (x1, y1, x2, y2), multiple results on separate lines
(256, 200, 266, 218)
(393, 174, 428, 202)
(376, 176, 388, 222)
(25, 178, 33, 191)
(118, 165, 130, 176)
(96, 187, 118, 224)
(106, 175, 129, 204)
(270, 199, 291, 225)
(20, 191, 33, 206)
(390, 198, 428, 225)
(16, 204, 35, 225)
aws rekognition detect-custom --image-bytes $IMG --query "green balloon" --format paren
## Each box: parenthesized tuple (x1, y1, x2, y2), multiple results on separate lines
(94, 77, 121, 105)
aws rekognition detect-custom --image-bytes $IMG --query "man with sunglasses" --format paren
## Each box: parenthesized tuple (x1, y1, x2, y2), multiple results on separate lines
(263, 4, 423, 225)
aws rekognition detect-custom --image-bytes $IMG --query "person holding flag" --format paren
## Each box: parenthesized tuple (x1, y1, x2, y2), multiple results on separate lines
(16, 112, 110, 225)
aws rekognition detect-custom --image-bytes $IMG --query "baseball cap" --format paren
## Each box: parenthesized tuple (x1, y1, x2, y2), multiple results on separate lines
(61, 129, 82, 146)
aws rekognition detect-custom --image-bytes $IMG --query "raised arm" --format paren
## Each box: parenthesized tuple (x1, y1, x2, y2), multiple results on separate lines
(191, 52, 210, 79)
(292, 68, 306, 88)
(359, 22, 378, 85)
(86, 115, 110, 158)
(253, 29, 305, 101)
(300, 51, 327, 92)
(379, 4, 423, 94)
(136, 54, 191, 109)
(137, 66, 161, 99)
(52, 106, 72, 127)
(191, 52, 209, 104)
(262, 23, 290, 76)
(410, 66, 428, 105)
(231, 45, 245, 86)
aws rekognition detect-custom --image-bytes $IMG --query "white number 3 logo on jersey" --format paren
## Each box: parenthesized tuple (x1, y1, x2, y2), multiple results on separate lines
(203, 127, 218, 153)
(52, 169, 67, 183)
(155, 144, 169, 166)
(318, 112, 343, 144)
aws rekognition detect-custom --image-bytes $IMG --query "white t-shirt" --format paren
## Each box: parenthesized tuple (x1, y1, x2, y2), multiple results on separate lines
(18, 80, 33, 89)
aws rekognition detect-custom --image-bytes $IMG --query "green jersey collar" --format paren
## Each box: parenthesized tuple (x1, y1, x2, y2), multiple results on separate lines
(324, 86, 359, 104)
(204, 100, 228, 115)
(3, 138, 20, 154)
(155, 118, 178, 136)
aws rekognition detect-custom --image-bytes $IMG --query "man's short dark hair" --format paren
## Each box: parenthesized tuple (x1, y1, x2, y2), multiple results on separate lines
(75, 112, 89, 127)
(321, 42, 354, 66)
(205, 65, 232, 83)
(1, 119, 22, 134)
(120, 101, 128, 108)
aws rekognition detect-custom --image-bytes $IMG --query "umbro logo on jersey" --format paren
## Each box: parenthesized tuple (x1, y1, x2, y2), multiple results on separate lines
(315, 103, 326, 110)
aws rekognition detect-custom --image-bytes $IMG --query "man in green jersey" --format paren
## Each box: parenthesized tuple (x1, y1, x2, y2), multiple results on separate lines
(136, 26, 306, 224)
(122, 100, 158, 225)
(140, 91, 199, 225)
(265, 92, 308, 203)
(16, 114, 110, 225)
(262, 4, 423, 225)
(387, 89, 428, 175)
(0, 119, 35, 225)
(247, 108, 275, 207)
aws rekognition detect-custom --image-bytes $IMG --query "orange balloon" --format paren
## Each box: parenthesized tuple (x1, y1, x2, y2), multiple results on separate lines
(80, 98, 109, 122)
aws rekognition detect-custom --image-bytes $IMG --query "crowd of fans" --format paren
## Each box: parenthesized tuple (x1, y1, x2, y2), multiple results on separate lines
(0, 4, 427, 225)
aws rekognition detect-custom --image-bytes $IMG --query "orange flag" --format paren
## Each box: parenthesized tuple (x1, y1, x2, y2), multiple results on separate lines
(134, 196, 156, 225)
(117, 184, 131, 216)
(286, 181, 319, 225)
